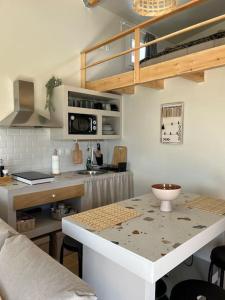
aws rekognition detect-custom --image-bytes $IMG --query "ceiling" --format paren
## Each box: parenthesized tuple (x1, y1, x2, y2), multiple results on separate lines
(99, 0, 225, 39)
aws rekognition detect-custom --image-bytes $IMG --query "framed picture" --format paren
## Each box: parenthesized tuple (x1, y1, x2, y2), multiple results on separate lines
(160, 102, 184, 144)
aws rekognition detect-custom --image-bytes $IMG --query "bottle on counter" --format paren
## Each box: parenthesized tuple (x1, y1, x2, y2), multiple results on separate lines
(86, 146, 92, 170)
(52, 149, 60, 175)
(95, 143, 103, 166)
(0, 159, 4, 177)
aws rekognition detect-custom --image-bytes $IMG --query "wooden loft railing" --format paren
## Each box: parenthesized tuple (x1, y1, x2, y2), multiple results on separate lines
(80, 0, 225, 94)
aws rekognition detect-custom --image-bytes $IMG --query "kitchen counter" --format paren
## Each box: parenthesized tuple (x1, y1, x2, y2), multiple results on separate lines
(0, 171, 110, 192)
(63, 192, 225, 300)
(0, 171, 133, 238)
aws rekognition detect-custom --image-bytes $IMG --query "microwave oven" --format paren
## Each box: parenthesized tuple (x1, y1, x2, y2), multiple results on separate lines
(68, 113, 97, 135)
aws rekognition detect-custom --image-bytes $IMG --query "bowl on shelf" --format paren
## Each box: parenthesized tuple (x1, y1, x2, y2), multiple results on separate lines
(102, 124, 115, 135)
(103, 130, 115, 135)
(151, 184, 181, 212)
(103, 124, 113, 131)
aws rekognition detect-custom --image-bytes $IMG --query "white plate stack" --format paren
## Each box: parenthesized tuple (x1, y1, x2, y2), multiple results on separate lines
(103, 124, 115, 135)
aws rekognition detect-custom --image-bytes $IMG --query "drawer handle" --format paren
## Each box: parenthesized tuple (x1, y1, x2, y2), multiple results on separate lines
(52, 194, 56, 198)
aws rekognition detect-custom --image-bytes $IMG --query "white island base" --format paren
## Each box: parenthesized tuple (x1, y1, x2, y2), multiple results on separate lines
(83, 246, 155, 300)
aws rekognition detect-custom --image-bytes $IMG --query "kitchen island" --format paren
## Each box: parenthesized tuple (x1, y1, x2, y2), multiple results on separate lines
(63, 193, 225, 300)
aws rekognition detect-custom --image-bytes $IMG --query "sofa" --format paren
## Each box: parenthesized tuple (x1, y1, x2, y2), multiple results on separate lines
(0, 219, 97, 300)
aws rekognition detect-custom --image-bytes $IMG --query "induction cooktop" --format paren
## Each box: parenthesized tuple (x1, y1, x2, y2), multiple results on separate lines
(12, 171, 55, 185)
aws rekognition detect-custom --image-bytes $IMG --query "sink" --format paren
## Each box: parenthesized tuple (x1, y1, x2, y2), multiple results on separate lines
(77, 170, 107, 176)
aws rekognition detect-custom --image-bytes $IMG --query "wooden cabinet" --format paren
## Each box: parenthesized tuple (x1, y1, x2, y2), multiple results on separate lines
(13, 184, 84, 210)
(11, 184, 85, 242)
(50, 85, 122, 140)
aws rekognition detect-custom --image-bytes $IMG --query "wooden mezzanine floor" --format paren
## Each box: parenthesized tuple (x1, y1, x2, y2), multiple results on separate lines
(81, 0, 225, 95)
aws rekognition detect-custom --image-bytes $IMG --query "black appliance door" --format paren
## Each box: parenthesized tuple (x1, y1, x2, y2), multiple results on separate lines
(68, 113, 96, 135)
(74, 117, 90, 132)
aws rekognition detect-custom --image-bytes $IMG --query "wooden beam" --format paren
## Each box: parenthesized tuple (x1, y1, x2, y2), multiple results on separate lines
(80, 53, 86, 88)
(134, 28, 140, 83)
(82, 48, 132, 70)
(141, 80, 164, 90)
(112, 86, 135, 95)
(139, 45, 225, 84)
(86, 71, 134, 92)
(82, 0, 206, 54)
(181, 71, 205, 82)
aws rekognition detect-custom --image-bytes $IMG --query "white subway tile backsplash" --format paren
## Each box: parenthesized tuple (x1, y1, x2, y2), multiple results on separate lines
(0, 128, 110, 173)
(7, 128, 20, 136)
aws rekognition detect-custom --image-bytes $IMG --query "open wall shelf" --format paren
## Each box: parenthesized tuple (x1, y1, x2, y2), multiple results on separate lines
(51, 85, 122, 140)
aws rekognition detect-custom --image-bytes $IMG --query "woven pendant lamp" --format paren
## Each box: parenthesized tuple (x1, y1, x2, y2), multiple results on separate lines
(133, 0, 177, 16)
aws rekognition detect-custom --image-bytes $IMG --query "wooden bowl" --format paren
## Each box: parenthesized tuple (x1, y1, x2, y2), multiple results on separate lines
(152, 184, 181, 212)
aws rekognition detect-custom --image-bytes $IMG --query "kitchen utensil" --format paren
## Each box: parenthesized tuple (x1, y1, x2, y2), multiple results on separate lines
(105, 103, 111, 111)
(95, 143, 103, 166)
(118, 162, 127, 172)
(2, 169, 9, 176)
(152, 184, 181, 212)
(112, 146, 127, 166)
(110, 104, 119, 111)
(94, 102, 103, 110)
(0, 159, 4, 177)
(73, 142, 83, 164)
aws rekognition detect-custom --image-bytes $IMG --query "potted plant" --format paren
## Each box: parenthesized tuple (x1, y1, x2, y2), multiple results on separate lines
(45, 76, 62, 112)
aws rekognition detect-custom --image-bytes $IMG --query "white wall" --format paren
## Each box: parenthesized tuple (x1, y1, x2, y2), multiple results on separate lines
(0, 0, 124, 118)
(121, 67, 225, 198)
(0, 0, 122, 172)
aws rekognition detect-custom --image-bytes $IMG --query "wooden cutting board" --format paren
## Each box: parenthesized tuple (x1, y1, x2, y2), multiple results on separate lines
(72, 142, 83, 164)
(112, 146, 127, 166)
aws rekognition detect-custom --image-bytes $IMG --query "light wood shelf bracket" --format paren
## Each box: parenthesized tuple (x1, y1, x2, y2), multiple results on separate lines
(140, 80, 164, 90)
(181, 71, 205, 83)
(113, 86, 135, 95)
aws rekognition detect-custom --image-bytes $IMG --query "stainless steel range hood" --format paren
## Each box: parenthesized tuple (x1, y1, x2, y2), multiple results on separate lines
(0, 80, 61, 128)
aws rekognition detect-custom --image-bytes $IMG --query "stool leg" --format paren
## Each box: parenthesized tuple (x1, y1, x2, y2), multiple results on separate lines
(78, 247, 83, 278)
(208, 262, 214, 283)
(220, 269, 224, 288)
(60, 245, 64, 265)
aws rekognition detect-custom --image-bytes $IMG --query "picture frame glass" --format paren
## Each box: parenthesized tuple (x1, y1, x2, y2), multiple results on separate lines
(161, 102, 184, 144)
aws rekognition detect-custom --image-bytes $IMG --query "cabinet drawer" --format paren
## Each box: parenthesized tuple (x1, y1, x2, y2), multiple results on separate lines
(13, 184, 84, 210)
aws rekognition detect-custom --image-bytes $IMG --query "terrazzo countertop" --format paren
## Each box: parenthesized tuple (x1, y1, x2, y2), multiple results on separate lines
(65, 192, 224, 262)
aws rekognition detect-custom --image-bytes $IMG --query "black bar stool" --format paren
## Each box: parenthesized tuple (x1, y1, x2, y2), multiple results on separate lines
(60, 235, 83, 278)
(208, 245, 225, 288)
(170, 279, 225, 300)
(156, 279, 168, 300)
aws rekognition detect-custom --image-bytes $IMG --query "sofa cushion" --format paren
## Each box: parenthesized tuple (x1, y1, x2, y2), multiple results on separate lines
(0, 219, 17, 250)
(0, 235, 97, 300)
